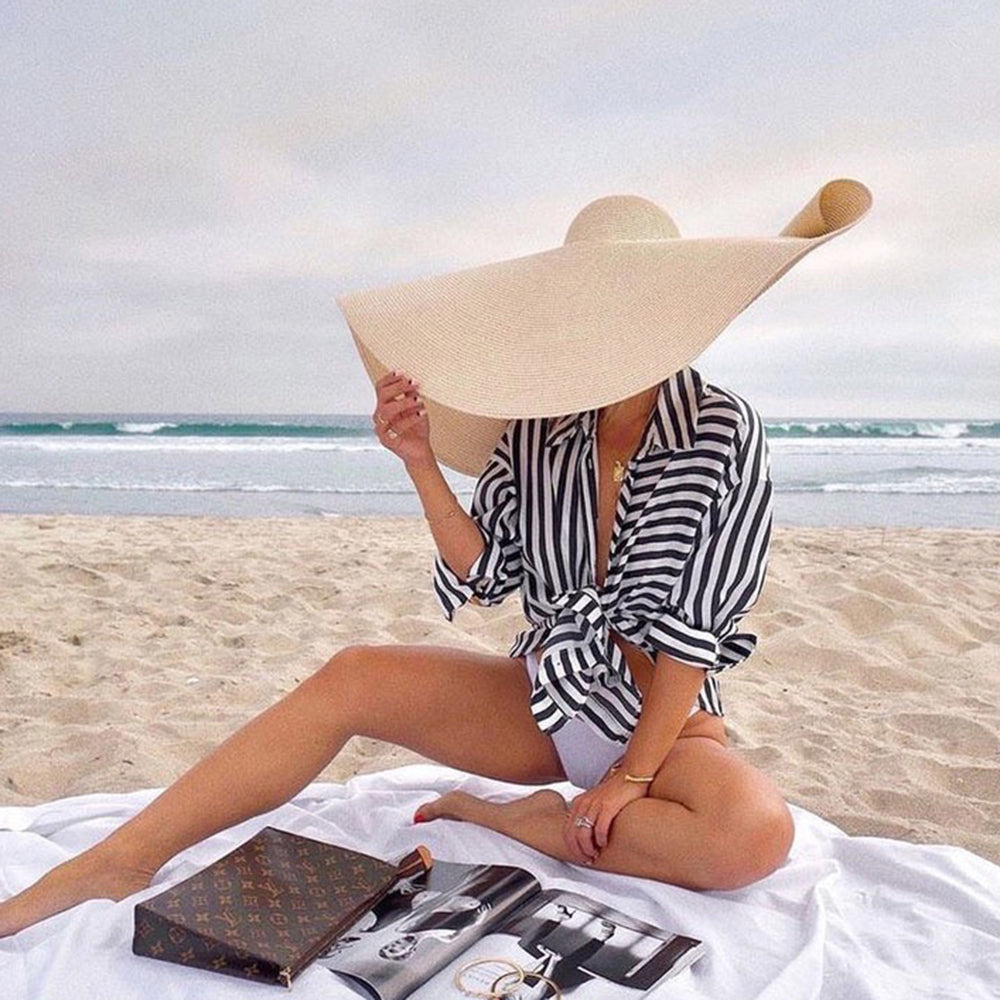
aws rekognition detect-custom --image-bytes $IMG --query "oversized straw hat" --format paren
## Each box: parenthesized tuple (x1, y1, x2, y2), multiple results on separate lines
(337, 177, 872, 477)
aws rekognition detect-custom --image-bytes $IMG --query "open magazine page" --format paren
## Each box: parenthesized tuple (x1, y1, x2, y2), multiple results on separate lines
(317, 859, 541, 1000)
(408, 887, 705, 999)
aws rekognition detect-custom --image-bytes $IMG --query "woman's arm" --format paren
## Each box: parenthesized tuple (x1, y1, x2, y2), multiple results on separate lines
(616, 652, 707, 778)
(406, 454, 488, 584)
(371, 370, 519, 613)
(419, 423, 524, 619)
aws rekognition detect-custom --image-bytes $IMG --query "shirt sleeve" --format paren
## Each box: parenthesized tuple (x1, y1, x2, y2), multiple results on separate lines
(645, 403, 773, 673)
(432, 421, 523, 621)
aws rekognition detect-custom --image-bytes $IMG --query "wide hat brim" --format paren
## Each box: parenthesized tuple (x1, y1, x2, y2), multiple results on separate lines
(337, 177, 872, 477)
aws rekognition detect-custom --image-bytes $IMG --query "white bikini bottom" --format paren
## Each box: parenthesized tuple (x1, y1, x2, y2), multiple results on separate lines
(523, 647, 699, 790)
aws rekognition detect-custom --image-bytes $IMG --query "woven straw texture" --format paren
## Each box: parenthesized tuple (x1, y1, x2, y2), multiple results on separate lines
(338, 178, 872, 476)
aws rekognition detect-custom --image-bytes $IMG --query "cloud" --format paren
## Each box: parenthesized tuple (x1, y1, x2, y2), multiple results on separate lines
(0, 1, 997, 416)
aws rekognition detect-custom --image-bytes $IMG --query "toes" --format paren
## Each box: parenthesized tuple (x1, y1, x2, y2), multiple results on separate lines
(413, 797, 442, 823)
(413, 791, 480, 824)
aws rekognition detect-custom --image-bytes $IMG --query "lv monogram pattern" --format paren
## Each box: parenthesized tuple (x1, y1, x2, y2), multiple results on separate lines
(133, 826, 409, 988)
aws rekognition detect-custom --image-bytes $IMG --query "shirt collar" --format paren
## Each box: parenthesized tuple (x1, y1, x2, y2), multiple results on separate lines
(544, 365, 704, 457)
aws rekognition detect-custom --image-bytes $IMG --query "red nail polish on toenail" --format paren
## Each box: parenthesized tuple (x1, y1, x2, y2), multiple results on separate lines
(413, 811, 426, 824)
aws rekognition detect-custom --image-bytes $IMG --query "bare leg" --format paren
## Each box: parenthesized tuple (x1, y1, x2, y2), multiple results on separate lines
(416, 736, 795, 890)
(0, 644, 564, 938)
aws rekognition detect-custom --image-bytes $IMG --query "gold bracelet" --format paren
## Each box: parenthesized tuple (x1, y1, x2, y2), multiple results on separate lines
(610, 761, 656, 783)
(494, 969, 564, 998)
(609, 755, 656, 784)
(453, 957, 525, 998)
(424, 505, 461, 524)
(623, 772, 656, 784)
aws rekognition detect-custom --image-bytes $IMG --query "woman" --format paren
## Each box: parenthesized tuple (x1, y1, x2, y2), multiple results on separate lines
(0, 177, 872, 937)
(0, 365, 786, 940)
(411, 359, 789, 887)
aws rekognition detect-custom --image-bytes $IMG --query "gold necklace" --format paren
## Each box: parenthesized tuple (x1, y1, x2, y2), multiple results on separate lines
(600, 400, 649, 483)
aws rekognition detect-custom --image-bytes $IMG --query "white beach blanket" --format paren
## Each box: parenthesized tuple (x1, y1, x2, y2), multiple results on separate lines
(1, 764, 997, 999)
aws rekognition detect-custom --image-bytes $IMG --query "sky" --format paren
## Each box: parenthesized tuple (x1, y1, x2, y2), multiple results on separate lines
(1, 1, 997, 419)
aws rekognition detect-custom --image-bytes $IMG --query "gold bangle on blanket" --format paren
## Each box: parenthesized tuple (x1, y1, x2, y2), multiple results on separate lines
(453, 957, 525, 998)
(494, 968, 564, 998)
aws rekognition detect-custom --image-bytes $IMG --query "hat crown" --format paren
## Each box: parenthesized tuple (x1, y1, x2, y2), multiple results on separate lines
(564, 194, 680, 244)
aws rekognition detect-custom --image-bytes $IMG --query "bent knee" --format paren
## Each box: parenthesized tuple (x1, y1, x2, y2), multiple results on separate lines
(311, 643, 371, 688)
(708, 801, 795, 890)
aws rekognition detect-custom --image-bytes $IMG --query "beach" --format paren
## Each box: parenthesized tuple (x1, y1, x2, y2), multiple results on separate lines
(0, 514, 997, 865)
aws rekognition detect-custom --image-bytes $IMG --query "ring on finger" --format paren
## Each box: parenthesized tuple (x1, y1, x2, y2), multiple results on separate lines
(573, 816, 595, 829)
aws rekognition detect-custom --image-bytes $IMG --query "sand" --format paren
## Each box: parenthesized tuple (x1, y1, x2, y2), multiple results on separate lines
(0, 515, 997, 865)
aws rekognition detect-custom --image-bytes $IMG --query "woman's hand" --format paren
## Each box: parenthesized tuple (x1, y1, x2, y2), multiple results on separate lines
(563, 764, 651, 866)
(373, 370, 433, 466)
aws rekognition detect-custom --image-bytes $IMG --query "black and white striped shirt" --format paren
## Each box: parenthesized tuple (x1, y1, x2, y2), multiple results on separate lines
(432, 365, 773, 745)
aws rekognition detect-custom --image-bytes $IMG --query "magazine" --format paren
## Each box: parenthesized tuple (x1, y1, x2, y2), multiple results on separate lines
(317, 857, 705, 999)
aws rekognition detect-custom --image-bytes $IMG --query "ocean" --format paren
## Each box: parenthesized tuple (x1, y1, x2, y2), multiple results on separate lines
(0, 414, 997, 528)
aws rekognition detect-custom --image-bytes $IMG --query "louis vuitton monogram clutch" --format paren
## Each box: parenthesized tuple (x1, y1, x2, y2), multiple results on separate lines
(132, 825, 432, 988)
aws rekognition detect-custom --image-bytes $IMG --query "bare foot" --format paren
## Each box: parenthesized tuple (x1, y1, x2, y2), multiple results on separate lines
(0, 840, 156, 939)
(414, 789, 567, 826)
